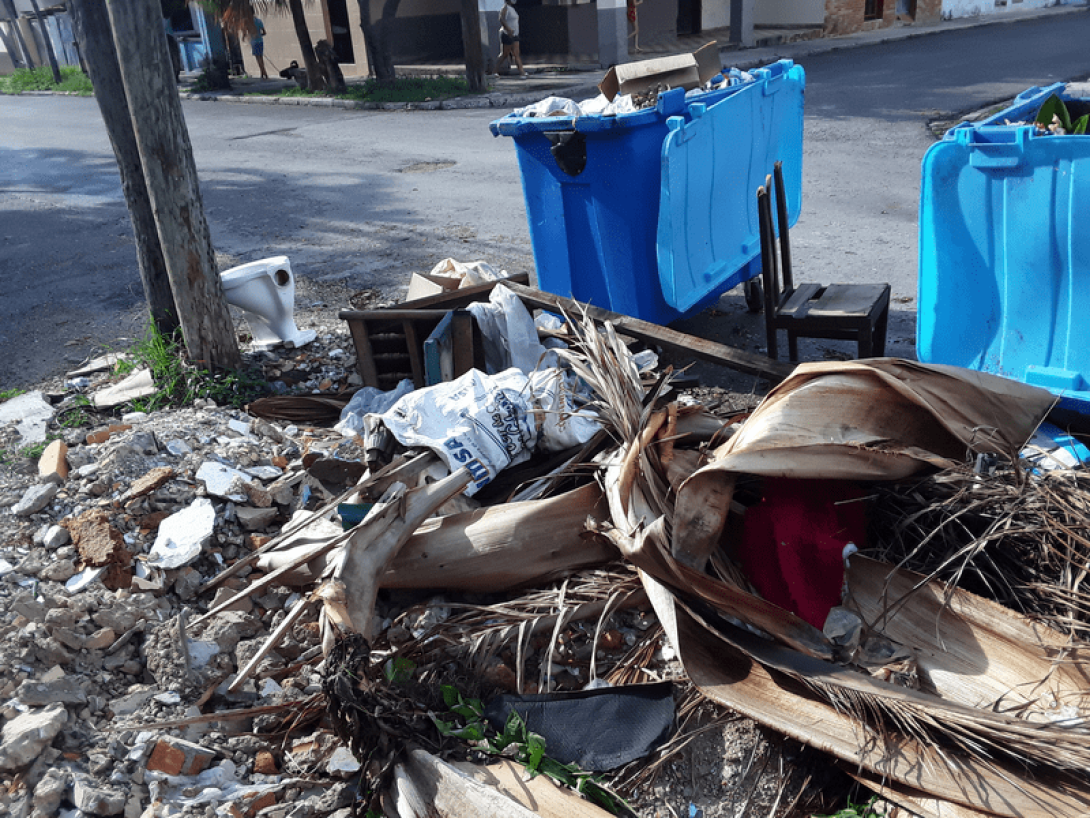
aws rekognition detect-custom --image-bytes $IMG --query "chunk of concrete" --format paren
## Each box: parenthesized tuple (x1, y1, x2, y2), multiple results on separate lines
(12, 483, 59, 517)
(148, 498, 215, 569)
(196, 461, 253, 502)
(0, 391, 53, 445)
(73, 776, 127, 815)
(16, 676, 89, 706)
(0, 703, 67, 771)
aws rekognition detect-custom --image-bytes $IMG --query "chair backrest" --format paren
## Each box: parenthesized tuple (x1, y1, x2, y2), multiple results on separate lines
(757, 182, 781, 316)
(772, 162, 794, 293)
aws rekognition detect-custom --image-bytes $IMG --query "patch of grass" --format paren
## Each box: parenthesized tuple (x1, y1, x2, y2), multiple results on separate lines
(257, 74, 472, 103)
(118, 320, 268, 412)
(0, 388, 26, 402)
(56, 395, 93, 429)
(0, 65, 94, 96)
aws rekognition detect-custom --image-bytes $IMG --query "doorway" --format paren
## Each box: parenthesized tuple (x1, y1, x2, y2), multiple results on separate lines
(327, 0, 355, 63)
(677, 0, 701, 35)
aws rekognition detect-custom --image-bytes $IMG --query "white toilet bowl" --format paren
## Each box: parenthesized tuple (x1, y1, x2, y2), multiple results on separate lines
(220, 256, 316, 350)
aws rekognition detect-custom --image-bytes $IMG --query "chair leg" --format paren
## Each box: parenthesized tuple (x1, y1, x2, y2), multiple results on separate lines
(857, 326, 873, 359)
(788, 332, 799, 362)
(874, 302, 890, 357)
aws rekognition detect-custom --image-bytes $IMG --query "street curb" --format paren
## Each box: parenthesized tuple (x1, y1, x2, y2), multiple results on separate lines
(176, 84, 592, 111)
(10, 4, 1086, 112)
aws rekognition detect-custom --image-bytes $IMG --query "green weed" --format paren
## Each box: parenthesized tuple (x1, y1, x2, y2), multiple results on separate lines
(118, 321, 267, 411)
(0, 65, 94, 95)
(814, 796, 888, 817)
(56, 395, 93, 429)
(257, 75, 472, 103)
(432, 685, 627, 814)
(0, 388, 26, 402)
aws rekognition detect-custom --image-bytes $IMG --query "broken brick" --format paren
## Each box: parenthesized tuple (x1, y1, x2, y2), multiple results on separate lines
(119, 466, 175, 504)
(38, 439, 69, 484)
(253, 750, 278, 776)
(85, 424, 132, 446)
(67, 509, 128, 567)
(146, 736, 217, 777)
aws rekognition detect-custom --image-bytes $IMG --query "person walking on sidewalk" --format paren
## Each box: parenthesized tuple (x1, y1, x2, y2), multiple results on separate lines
(496, 0, 528, 78)
(250, 17, 268, 78)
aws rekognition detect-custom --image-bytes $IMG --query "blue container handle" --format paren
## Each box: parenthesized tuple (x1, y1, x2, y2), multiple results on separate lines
(959, 126, 1032, 170)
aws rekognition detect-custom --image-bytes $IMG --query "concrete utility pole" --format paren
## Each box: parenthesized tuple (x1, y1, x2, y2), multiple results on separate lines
(104, 0, 241, 370)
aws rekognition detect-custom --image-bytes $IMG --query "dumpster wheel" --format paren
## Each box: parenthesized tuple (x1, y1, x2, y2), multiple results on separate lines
(744, 278, 764, 314)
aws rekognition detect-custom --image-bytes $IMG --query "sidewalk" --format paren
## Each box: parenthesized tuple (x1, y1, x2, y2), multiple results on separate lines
(179, 2, 1088, 111)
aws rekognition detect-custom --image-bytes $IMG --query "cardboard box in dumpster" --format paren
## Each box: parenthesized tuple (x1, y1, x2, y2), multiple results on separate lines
(599, 42, 721, 101)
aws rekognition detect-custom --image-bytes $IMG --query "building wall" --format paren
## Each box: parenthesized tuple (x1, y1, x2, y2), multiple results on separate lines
(248, 2, 371, 79)
(942, 0, 1053, 20)
(754, 0, 826, 26)
(826, 0, 942, 33)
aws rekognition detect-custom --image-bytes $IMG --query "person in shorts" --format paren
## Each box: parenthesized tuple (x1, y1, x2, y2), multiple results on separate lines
(250, 17, 268, 78)
(495, 0, 527, 78)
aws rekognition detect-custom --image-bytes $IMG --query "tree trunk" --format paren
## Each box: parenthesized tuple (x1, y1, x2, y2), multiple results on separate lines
(1, 0, 35, 69)
(68, 0, 179, 337)
(27, 0, 61, 83)
(459, 0, 483, 93)
(355, 0, 398, 81)
(286, 0, 324, 92)
(104, 0, 241, 371)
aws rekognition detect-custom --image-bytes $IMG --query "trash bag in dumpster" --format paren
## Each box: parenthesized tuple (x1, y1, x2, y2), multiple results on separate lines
(490, 59, 805, 326)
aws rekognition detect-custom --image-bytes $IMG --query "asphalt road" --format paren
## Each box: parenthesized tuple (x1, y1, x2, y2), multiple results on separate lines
(3, 8, 1090, 390)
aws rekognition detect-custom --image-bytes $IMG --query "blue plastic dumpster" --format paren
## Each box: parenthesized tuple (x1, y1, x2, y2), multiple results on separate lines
(918, 82, 1090, 415)
(490, 60, 806, 325)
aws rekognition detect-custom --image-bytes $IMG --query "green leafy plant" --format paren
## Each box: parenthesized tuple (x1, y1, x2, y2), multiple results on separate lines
(0, 388, 26, 402)
(118, 320, 267, 411)
(254, 75, 473, 104)
(1036, 93, 1089, 135)
(383, 656, 417, 685)
(431, 685, 626, 814)
(0, 65, 94, 96)
(56, 395, 93, 429)
(813, 796, 888, 817)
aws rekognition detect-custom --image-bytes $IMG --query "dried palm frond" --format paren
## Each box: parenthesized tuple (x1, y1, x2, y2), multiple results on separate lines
(869, 459, 1090, 639)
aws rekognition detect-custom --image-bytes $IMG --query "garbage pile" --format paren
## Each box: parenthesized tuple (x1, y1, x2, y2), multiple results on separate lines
(2, 271, 1090, 818)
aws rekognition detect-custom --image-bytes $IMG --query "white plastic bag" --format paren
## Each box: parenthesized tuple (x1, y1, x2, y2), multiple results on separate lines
(528, 368, 601, 451)
(468, 284, 556, 375)
(335, 378, 415, 437)
(381, 368, 539, 496)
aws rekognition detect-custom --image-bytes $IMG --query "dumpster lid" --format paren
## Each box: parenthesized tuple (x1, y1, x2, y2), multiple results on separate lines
(599, 42, 721, 102)
(656, 60, 806, 314)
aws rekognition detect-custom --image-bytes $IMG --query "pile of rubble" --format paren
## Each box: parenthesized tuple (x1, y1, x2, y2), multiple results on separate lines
(4, 275, 1090, 818)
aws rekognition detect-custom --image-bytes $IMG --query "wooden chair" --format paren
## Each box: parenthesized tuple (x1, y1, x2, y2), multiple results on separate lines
(757, 162, 891, 362)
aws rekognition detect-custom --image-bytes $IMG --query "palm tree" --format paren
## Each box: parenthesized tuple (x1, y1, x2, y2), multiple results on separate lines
(218, 0, 326, 92)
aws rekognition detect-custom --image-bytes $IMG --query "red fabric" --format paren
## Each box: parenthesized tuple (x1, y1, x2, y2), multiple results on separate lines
(737, 478, 867, 629)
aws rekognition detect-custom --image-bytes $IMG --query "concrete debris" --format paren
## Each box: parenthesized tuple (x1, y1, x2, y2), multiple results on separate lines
(0, 390, 53, 446)
(91, 368, 157, 409)
(147, 498, 216, 569)
(12, 482, 59, 517)
(0, 704, 67, 771)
